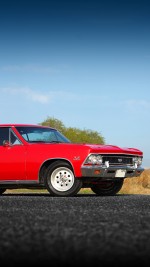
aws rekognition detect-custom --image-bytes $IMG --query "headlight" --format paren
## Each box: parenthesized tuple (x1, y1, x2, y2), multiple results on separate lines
(133, 157, 142, 166)
(84, 154, 103, 165)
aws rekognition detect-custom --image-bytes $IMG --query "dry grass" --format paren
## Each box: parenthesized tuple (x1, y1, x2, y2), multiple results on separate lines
(119, 168, 150, 194)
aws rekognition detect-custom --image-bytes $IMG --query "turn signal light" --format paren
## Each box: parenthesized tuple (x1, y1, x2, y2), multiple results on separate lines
(94, 170, 101, 175)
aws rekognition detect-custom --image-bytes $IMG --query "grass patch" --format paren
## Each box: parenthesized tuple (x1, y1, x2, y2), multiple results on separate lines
(5, 188, 93, 194)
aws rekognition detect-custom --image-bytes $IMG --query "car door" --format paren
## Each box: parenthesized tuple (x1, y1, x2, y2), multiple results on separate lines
(0, 127, 26, 180)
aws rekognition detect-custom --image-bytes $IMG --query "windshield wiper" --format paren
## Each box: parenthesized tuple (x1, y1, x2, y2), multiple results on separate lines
(50, 140, 61, 143)
(29, 141, 47, 143)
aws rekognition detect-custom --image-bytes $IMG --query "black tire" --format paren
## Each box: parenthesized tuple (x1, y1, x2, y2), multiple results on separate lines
(90, 179, 124, 196)
(45, 161, 82, 196)
(0, 188, 6, 195)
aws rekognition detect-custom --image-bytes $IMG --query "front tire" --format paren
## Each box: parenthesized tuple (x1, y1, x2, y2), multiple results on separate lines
(90, 179, 124, 196)
(45, 161, 82, 196)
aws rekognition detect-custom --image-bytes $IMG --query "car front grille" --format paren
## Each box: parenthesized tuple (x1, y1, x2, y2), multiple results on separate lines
(102, 154, 133, 166)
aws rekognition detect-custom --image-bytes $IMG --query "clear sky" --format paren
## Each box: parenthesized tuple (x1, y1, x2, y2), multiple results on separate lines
(0, 0, 150, 168)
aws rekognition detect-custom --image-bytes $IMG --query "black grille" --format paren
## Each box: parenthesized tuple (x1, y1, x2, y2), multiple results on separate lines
(102, 154, 133, 166)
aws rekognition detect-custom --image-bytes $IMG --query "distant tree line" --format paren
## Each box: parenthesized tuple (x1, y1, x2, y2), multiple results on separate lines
(40, 116, 105, 144)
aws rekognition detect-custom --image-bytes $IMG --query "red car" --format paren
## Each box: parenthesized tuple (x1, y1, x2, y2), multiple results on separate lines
(0, 124, 144, 196)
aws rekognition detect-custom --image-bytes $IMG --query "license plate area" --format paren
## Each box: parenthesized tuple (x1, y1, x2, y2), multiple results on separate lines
(115, 169, 126, 177)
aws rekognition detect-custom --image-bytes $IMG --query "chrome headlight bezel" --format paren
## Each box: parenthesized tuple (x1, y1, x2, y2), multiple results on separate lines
(132, 156, 143, 166)
(84, 154, 103, 165)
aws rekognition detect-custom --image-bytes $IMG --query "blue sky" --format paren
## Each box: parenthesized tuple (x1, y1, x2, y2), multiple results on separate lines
(0, 0, 150, 167)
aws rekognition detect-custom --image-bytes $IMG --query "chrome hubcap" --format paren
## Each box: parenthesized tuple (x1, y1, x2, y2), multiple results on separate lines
(51, 167, 74, 192)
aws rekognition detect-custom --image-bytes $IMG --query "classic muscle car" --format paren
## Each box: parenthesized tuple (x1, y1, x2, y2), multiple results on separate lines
(0, 124, 144, 196)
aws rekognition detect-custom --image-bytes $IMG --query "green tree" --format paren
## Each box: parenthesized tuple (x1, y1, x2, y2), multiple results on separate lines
(64, 127, 104, 144)
(40, 116, 105, 144)
(40, 116, 65, 132)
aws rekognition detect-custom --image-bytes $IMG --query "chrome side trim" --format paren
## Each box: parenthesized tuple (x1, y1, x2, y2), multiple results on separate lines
(0, 180, 39, 185)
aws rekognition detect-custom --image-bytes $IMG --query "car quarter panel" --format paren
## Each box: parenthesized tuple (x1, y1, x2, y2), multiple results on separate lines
(25, 143, 91, 180)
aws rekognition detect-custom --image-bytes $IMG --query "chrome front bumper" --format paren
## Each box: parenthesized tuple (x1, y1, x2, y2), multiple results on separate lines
(81, 165, 144, 179)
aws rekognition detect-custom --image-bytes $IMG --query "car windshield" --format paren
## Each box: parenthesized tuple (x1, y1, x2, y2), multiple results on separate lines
(15, 126, 71, 143)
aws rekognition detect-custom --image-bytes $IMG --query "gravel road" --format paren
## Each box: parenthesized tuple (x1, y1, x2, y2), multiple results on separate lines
(0, 193, 150, 266)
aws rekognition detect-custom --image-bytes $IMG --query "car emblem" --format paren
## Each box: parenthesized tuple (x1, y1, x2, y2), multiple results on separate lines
(73, 156, 80, 160)
(118, 158, 122, 162)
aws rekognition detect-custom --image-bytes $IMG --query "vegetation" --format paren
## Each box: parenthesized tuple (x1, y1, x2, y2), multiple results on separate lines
(40, 116, 65, 132)
(119, 169, 150, 194)
(40, 116, 105, 144)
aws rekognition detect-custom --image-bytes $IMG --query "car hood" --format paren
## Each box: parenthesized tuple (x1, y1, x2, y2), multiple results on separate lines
(78, 143, 143, 156)
(29, 142, 143, 156)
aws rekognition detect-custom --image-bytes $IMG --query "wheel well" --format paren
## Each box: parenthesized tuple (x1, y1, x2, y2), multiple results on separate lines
(39, 159, 73, 184)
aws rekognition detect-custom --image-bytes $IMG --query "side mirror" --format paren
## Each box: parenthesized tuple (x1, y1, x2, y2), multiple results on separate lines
(3, 140, 11, 147)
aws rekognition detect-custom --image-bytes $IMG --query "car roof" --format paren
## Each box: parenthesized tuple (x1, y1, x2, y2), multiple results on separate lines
(0, 123, 42, 127)
(0, 124, 56, 130)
